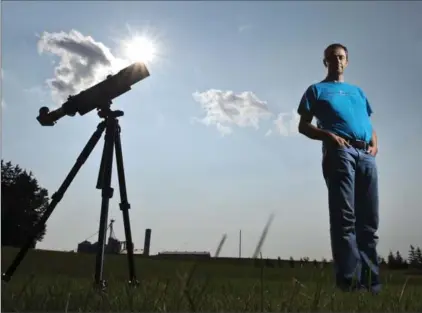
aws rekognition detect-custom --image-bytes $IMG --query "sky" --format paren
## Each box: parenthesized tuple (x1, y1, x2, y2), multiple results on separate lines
(2, 1, 422, 261)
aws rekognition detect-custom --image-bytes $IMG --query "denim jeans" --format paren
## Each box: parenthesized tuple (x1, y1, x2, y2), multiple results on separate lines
(322, 144, 381, 292)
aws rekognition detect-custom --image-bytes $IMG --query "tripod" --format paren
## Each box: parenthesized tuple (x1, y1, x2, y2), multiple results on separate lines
(2, 106, 139, 289)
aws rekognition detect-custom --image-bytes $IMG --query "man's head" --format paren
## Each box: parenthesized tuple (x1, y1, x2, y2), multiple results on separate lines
(323, 43, 348, 75)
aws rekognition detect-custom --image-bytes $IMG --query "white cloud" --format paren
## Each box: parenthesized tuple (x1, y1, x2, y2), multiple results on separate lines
(265, 129, 273, 137)
(36, 29, 127, 105)
(270, 109, 300, 137)
(192, 89, 300, 137)
(192, 89, 273, 136)
(264, 111, 300, 137)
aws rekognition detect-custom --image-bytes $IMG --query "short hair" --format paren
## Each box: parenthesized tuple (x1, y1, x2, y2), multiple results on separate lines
(324, 43, 348, 60)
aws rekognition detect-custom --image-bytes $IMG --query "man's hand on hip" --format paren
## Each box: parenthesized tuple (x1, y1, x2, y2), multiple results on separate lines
(368, 145, 378, 156)
(326, 133, 351, 148)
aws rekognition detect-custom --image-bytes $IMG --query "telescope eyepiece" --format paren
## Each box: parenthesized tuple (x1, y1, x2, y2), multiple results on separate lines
(39, 107, 50, 115)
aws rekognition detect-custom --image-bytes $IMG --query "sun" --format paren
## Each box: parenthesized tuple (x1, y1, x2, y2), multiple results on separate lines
(110, 25, 165, 71)
(121, 35, 157, 65)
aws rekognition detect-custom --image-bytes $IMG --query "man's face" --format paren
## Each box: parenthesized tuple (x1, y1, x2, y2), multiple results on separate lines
(324, 47, 348, 74)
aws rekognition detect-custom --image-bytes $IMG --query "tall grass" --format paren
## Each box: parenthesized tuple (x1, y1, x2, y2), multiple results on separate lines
(2, 216, 421, 311)
(2, 246, 422, 312)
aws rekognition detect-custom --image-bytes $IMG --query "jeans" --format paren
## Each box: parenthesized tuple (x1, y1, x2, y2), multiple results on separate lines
(322, 144, 381, 292)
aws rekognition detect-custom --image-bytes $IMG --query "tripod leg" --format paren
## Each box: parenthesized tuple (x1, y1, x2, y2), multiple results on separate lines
(96, 140, 107, 189)
(94, 117, 116, 288)
(114, 122, 139, 286)
(2, 121, 107, 282)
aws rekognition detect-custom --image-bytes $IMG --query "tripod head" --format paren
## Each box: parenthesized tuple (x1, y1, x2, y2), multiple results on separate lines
(37, 62, 149, 126)
(98, 109, 124, 119)
(96, 102, 124, 120)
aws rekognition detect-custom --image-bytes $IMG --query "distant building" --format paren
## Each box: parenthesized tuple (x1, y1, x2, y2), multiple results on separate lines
(157, 251, 211, 260)
(76, 220, 124, 255)
(144, 228, 151, 256)
(77, 240, 95, 253)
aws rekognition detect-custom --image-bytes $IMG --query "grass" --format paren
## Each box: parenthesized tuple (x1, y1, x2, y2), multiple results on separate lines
(2, 247, 422, 312)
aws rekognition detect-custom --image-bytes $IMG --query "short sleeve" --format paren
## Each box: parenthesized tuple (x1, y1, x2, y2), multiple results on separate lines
(366, 98, 373, 116)
(297, 85, 317, 117)
(358, 88, 373, 116)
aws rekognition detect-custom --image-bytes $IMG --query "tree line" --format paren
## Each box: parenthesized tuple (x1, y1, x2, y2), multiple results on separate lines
(2, 159, 421, 273)
(253, 245, 422, 271)
(385, 246, 422, 270)
(2, 160, 49, 248)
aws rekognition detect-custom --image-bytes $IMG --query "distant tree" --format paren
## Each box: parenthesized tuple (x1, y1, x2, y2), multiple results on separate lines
(387, 251, 395, 267)
(378, 255, 386, 265)
(289, 256, 295, 268)
(395, 251, 404, 265)
(387, 251, 401, 269)
(265, 258, 274, 268)
(277, 256, 282, 268)
(409, 245, 417, 267)
(415, 247, 422, 268)
(1, 160, 49, 248)
(387, 250, 409, 270)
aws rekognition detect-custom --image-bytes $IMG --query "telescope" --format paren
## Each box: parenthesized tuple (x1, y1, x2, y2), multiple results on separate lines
(3, 61, 150, 290)
(37, 62, 150, 126)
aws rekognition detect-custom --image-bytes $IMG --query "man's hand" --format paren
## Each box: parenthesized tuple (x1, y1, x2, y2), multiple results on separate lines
(367, 145, 378, 156)
(368, 129, 378, 156)
(327, 133, 351, 148)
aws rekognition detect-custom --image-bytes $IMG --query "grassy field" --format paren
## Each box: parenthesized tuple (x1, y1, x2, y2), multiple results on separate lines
(2, 247, 422, 312)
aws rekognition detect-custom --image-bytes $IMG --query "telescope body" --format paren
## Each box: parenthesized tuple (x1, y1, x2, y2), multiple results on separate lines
(37, 62, 150, 126)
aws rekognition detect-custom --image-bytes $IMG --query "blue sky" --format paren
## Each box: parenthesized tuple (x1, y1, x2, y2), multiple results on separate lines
(2, 1, 421, 260)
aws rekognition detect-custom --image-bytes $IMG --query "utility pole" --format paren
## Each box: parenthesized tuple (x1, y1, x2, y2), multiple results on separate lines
(239, 229, 242, 258)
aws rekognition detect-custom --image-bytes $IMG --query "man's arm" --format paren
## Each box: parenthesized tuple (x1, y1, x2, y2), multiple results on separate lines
(298, 113, 351, 147)
(360, 87, 377, 151)
(370, 129, 377, 148)
(297, 86, 333, 142)
(298, 113, 332, 141)
(368, 129, 378, 156)
(297, 85, 349, 146)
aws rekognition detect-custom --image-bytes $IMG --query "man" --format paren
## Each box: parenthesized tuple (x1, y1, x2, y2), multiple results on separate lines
(297, 43, 381, 293)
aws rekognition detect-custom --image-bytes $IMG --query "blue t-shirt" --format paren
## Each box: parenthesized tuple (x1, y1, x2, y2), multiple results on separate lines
(297, 81, 373, 143)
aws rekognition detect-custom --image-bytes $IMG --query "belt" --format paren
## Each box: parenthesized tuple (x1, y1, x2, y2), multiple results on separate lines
(343, 137, 370, 150)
